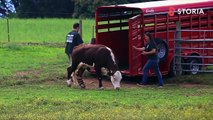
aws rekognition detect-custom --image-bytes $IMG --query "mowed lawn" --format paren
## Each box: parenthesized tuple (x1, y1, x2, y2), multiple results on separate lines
(0, 19, 213, 120)
(0, 18, 94, 43)
(0, 41, 212, 120)
(1, 83, 213, 120)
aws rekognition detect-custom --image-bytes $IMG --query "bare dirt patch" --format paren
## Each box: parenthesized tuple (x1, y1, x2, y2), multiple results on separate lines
(177, 84, 209, 88)
(16, 70, 42, 77)
(69, 77, 138, 89)
(68, 77, 209, 90)
(15, 70, 209, 89)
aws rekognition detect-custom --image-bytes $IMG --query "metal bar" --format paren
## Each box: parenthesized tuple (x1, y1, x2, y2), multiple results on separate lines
(177, 30, 213, 32)
(174, 28, 213, 74)
(175, 47, 213, 50)
(203, 31, 206, 63)
(175, 39, 213, 42)
(181, 70, 213, 73)
(175, 63, 213, 66)
(174, 55, 213, 59)
(174, 68, 213, 73)
(175, 22, 182, 75)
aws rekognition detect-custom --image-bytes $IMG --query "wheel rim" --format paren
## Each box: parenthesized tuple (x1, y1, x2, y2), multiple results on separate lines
(190, 60, 199, 74)
(157, 44, 166, 59)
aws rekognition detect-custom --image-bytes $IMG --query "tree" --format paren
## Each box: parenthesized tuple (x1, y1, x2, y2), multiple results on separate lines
(73, 0, 159, 18)
(0, 0, 16, 17)
(1, 0, 158, 18)
(73, 0, 129, 18)
(15, 0, 74, 18)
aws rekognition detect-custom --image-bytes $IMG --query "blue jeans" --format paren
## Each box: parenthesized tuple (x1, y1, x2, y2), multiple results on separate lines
(140, 59, 164, 86)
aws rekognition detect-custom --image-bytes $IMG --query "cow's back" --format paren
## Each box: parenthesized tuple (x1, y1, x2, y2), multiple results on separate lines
(72, 44, 111, 66)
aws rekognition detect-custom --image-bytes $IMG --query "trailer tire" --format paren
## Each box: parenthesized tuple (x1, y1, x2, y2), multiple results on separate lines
(186, 58, 202, 75)
(169, 59, 176, 77)
(155, 38, 168, 61)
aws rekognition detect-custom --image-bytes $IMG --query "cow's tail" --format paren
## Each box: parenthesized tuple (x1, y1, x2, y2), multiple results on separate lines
(67, 66, 74, 87)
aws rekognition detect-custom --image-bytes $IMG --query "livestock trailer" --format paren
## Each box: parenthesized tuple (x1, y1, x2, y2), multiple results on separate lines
(95, 0, 213, 76)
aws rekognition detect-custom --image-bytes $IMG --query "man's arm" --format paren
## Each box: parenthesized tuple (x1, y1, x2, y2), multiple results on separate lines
(76, 34, 83, 45)
(133, 46, 145, 51)
(142, 48, 156, 55)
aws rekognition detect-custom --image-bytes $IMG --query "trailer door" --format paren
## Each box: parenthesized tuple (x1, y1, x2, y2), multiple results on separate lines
(128, 14, 143, 75)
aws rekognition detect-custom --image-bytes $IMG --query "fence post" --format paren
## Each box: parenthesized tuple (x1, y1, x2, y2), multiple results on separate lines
(6, 10, 10, 42)
(79, 17, 83, 39)
(175, 21, 182, 76)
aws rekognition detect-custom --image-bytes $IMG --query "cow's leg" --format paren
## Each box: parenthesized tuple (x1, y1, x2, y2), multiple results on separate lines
(67, 64, 78, 87)
(76, 67, 86, 89)
(67, 66, 73, 87)
(67, 66, 72, 80)
(95, 66, 104, 89)
(98, 77, 104, 89)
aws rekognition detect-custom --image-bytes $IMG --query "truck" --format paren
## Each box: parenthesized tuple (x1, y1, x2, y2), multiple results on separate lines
(94, 0, 213, 76)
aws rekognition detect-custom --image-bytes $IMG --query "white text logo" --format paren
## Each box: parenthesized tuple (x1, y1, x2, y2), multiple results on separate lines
(168, 7, 204, 16)
(177, 8, 204, 15)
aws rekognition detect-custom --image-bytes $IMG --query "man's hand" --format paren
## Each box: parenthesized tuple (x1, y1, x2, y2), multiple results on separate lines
(142, 51, 147, 55)
(142, 49, 156, 55)
(133, 46, 137, 50)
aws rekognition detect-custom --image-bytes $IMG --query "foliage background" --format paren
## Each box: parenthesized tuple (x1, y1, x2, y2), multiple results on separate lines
(2, 0, 158, 18)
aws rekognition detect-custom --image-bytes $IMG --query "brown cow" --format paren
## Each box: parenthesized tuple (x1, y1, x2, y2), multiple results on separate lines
(67, 44, 122, 89)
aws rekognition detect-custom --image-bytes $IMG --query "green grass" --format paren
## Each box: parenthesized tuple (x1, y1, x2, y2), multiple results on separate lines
(0, 43, 68, 86)
(0, 43, 212, 120)
(0, 84, 212, 120)
(0, 43, 66, 76)
(0, 19, 212, 120)
(169, 74, 213, 85)
(0, 18, 94, 43)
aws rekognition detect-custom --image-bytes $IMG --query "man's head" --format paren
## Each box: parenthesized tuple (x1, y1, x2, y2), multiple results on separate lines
(73, 23, 80, 32)
(144, 32, 154, 44)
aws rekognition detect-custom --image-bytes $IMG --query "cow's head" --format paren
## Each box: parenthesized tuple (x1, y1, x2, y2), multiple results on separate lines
(110, 71, 122, 89)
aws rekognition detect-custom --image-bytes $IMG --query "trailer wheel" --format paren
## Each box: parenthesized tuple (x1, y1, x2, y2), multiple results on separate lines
(155, 38, 168, 61)
(187, 58, 202, 75)
(169, 59, 176, 77)
(169, 58, 184, 77)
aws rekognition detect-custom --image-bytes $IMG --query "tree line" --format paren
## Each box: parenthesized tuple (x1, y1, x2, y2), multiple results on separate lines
(1, 0, 157, 18)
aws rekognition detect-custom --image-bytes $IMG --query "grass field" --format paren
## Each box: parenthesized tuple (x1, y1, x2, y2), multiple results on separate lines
(0, 19, 213, 120)
(0, 83, 212, 120)
(0, 18, 94, 43)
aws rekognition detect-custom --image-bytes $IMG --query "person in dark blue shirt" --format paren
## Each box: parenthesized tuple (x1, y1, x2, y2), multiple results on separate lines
(133, 32, 164, 88)
(65, 23, 83, 65)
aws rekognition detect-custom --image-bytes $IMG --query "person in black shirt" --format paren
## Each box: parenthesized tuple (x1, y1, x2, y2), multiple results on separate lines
(133, 33, 164, 88)
(65, 23, 83, 65)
